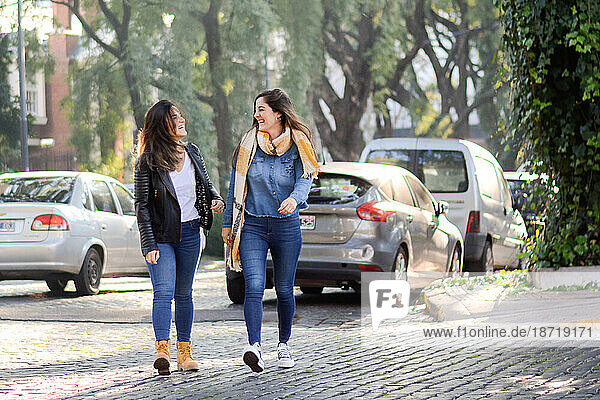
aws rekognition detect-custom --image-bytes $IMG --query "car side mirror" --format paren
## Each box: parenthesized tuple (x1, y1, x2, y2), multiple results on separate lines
(437, 201, 449, 216)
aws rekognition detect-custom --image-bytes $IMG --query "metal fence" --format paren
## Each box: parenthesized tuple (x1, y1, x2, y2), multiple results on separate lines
(29, 150, 76, 171)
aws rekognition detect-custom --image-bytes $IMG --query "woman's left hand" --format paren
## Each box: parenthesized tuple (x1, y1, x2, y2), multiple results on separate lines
(278, 197, 297, 215)
(211, 199, 225, 213)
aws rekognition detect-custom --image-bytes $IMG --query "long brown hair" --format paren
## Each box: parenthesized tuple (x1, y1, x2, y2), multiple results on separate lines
(252, 88, 313, 140)
(232, 88, 314, 166)
(137, 99, 184, 171)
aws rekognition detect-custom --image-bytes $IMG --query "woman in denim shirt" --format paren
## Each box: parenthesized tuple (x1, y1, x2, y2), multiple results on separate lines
(222, 89, 319, 373)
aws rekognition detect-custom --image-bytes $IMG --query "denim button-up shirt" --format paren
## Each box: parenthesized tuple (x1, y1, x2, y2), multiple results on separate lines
(223, 144, 312, 228)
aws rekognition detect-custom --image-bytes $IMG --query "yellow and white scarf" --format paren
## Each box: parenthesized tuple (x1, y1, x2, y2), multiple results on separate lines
(226, 126, 320, 272)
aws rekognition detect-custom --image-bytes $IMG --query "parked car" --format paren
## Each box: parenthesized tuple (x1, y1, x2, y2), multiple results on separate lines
(359, 138, 528, 272)
(0, 171, 147, 295)
(504, 171, 547, 236)
(226, 162, 463, 303)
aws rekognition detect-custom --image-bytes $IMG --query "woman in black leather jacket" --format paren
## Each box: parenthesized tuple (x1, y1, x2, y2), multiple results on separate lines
(134, 100, 224, 375)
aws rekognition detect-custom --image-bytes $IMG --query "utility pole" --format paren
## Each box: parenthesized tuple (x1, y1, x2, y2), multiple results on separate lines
(17, 0, 29, 171)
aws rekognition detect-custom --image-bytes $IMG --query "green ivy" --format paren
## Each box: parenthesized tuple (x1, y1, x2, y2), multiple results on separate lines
(496, 0, 600, 268)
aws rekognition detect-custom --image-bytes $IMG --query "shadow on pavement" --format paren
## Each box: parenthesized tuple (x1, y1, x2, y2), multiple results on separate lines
(0, 287, 152, 300)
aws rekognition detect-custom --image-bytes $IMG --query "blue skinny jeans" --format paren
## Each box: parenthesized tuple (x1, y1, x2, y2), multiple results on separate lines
(146, 219, 202, 342)
(239, 214, 302, 345)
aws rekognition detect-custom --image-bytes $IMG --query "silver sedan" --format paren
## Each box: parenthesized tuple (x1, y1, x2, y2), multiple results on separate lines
(226, 162, 463, 302)
(0, 171, 147, 295)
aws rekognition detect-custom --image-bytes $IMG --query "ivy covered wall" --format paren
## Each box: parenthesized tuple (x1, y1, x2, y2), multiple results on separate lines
(498, 0, 600, 267)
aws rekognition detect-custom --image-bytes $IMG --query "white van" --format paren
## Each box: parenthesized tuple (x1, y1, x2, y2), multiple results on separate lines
(359, 138, 527, 272)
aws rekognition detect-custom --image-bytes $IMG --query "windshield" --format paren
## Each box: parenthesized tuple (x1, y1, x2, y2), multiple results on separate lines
(0, 176, 75, 204)
(308, 173, 372, 205)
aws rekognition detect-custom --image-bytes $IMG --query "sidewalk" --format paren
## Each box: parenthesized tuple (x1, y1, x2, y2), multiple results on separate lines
(422, 270, 600, 324)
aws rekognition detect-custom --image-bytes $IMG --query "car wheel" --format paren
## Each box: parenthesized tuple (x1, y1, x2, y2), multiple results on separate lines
(226, 274, 245, 304)
(449, 246, 462, 277)
(475, 241, 494, 274)
(393, 246, 408, 281)
(46, 279, 68, 294)
(300, 286, 323, 295)
(74, 248, 103, 295)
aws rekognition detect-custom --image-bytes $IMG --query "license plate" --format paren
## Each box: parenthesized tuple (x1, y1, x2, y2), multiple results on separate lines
(300, 215, 315, 230)
(0, 220, 15, 232)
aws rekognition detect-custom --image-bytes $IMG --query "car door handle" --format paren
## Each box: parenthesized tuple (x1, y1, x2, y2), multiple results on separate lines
(101, 224, 107, 230)
(407, 215, 413, 223)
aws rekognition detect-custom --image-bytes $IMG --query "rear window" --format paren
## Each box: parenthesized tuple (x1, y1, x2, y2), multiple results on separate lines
(416, 150, 468, 193)
(365, 148, 468, 193)
(366, 149, 412, 170)
(308, 174, 371, 205)
(0, 176, 75, 204)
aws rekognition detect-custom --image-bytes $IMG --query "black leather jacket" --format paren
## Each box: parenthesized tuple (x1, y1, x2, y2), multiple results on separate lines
(134, 143, 223, 256)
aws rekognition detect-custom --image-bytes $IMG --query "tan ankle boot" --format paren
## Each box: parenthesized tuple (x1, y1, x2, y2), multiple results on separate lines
(154, 340, 170, 375)
(177, 341, 199, 371)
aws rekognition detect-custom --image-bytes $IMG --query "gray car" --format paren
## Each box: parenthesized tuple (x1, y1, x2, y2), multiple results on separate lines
(0, 171, 147, 295)
(226, 162, 463, 303)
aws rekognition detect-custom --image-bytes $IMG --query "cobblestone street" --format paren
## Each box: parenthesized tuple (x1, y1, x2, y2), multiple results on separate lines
(1, 261, 599, 399)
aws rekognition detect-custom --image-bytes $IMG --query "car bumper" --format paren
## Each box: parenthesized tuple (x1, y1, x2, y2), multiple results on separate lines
(266, 239, 397, 286)
(464, 232, 487, 261)
(0, 234, 83, 279)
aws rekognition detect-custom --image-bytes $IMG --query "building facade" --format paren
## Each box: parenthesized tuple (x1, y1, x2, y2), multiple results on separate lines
(6, 1, 78, 171)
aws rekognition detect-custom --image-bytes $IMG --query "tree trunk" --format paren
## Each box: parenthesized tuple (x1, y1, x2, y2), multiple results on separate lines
(202, 0, 233, 195)
(376, 111, 393, 138)
(312, 5, 377, 161)
(122, 62, 145, 131)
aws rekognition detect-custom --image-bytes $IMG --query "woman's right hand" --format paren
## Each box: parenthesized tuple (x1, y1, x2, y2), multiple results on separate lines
(145, 250, 160, 265)
(222, 227, 232, 247)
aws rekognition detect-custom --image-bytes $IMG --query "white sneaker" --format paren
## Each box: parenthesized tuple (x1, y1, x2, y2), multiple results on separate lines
(242, 342, 264, 373)
(277, 342, 295, 368)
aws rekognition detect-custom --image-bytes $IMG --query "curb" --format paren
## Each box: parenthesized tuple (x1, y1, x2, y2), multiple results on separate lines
(421, 283, 507, 322)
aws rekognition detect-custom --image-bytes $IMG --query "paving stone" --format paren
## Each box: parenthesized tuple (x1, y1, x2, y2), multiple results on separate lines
(1, 266, 600, 399)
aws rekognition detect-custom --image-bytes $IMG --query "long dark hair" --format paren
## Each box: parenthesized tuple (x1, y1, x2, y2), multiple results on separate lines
(252, 88, 313, 140)
(137, 99, 184, 171)
(232, 88, 314, 166)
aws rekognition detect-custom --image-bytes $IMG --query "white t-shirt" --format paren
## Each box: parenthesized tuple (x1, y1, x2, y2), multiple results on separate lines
(169, 152, 200, 222)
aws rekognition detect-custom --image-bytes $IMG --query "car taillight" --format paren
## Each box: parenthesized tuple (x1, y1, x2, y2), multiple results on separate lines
(466, 211, 480, 233)
(32, 214, 69, 231)
(358, 264, 383, 272)
(357, 201, 395, 222)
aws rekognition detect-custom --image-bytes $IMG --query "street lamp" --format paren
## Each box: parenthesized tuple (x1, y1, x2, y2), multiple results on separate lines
(17, 0, 29, 171)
